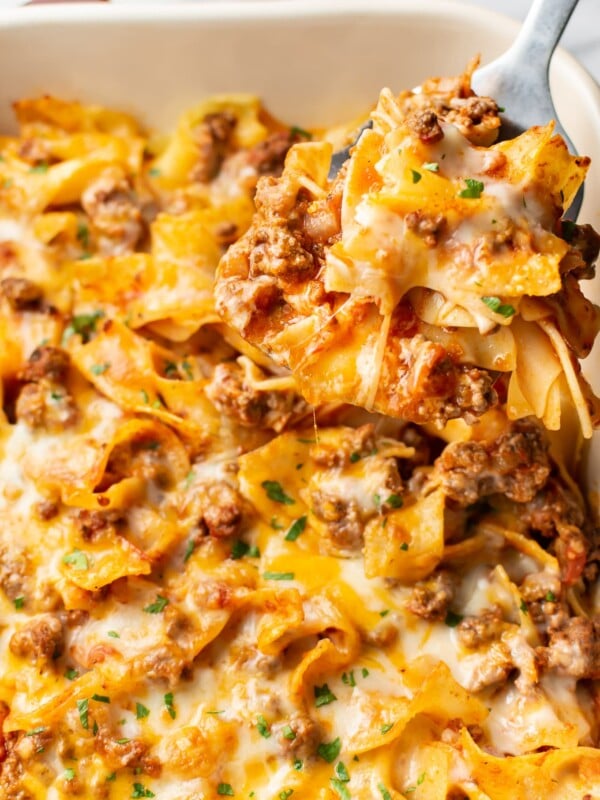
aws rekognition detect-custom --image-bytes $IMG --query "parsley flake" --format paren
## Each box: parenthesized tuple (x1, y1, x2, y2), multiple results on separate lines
(90, 362, 110, 375)
(423, 161, 439, 172)
(519, 600, 529, 614)
(143, 595, 169, 614)
(361, 667, 369, 678)
(330, 779, 351, 800)
(379, 609, 390, 617)
(293, 758, 303, 770)
(270, 517, 284, 530)
(106, 772, 116, 782)
(335, 762, 350, 782)
(261, 480, 295, 505)
(317, 736, 342, 763)
(400, 542, 409, 551)
(231, 540, 251, 560)
(29, 162, 49, 174)
(136, 702, 150, 719)
(282, 724, 296, 740)
(183, 539, 196, 562)
(378, 784, 392, 800)
(386, 494, 403, 509)
(285, 515, 307, 542)
(545, 591, 557, 602)
(164, 692, 176, 719)
(92, 694, 110, 704)
(64, 768, 76, 781)
(349, 451, 361, 463)
(256, 714, 271, 738)
(411, 169, 422, 184)
(263, 571, 294, 581)
(481, 296, 516, 318)
(380, 722, 394, 734)
(217, 784, 234, 797)
(62, 549, 89, 571)
(25, 726, 46, 737)
(290, 125, 312, 140)
(14, 595, 25, 610)
(107, 630, 120, 638)
(148, 167, 161, 177)
(342, 670, 356, 687)
(77, 698, 89, 730)
(76, 222, 90, 249)
(444, 610, 463, 628)
(279, 790, 294, 800)
(458, 178, 484, 198)
(62, 310, 104, 345)
(65, 668, 78, 680)
(131, 784, 155, 798)
(314, 683, 337, 707)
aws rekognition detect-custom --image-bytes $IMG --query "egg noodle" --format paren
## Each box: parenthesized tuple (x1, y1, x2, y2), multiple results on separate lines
(0, 66, 599, 799)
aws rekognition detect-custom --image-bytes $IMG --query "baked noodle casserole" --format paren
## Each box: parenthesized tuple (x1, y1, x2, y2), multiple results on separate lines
(0, 62, 600, 799)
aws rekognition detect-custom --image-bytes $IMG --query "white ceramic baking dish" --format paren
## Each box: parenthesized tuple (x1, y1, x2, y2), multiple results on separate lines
(1, 0, 599, 487)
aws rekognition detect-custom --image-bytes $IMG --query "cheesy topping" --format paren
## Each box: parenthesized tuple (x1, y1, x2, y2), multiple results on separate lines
(0, 78, 599, 800)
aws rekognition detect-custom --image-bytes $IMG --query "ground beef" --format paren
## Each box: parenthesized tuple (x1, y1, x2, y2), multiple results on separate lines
(407, 110, 444, 143)
(246, 130, 303, 177)
(18, 346, 70, 383)
(517, 479, 585, 537)
(273, 712, 321, 758)
(539, 617, 600, 679)
(433, 418, 550, 507)
(75, 509, 124, 541)
(81, 167, 144, 255)
(310, 490, 364, 553)
(95, 728, 148, 769)
(456, 607, 504, 649)
(15, 381, 78, 430)
(201, 481, 245, 539)
(405, 210, 445, 247)
(0, 277, 42, 310)
(9, 613, 64, 662)
(406, 570, 454, 620)
(205, 361, 308, 432)
(248, 224, 316, 281)
(190, 111, 237, 182)
(310, 424, 377, 469)
(0, 546, 29, 601)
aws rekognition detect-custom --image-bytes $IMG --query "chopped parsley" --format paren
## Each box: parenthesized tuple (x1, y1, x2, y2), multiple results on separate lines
(270, 517, 285, 530)
(519, 600, 529, 614)
(444, 610, 463, 628)
(481, 295, 516, 318)
(65, 668, 78, 681)
(349, 451, 361, 463)
(77, 698, 89, 730)
(217, 784, 234, 797)
(423, 161, 439, 172)
(148, 167, 161, 177)
(256, 714, 271, 738)
(29, 162, 49, 174)
(181, 360, 194, 380)
(136, 702, 150, 719)
(116, 738, 131, 744)
(458, 178, 484, 199)
(261, 480, 295, 505)
(361, 667, 369, 678)
(279, 790, 294, 800)
(314, 683, 337, 707)
(411, 169, 422, 184)
(317, 736, 342, 763)
(263, 571, 295, 581)
(62, 310, 104, 344)
(400, 542, 409, 551)
(335, 762, 350, 782)
(378, 783, 392, 800)
(25, 726, 46, 737)
(296, 437, 316, 444)
(342, 670, 356, 687)
(380, 722, 394, 734)
(140, 389, 150, 404)
(62, 549, 88, 571)
(143, 595, 169, 614)
(14, 596, 25, 610)
(293, 758, 303, 770)
(386, 494, 403, 509)
(106, 772, 116, 782)
(379, 609, 390, 617)
(131, 784, 155, 798)
(164, 692, 176, 719)
(285, 515, 307, 542)
(282, 724, 296, 740)
(90, 362, 110, 375)
(290, 125, 312, 140)
(91, 694, 110, 704)
(545, 590, 557, 602)
(64, 768, 76, 781)
(183, 539, 196, 562)
(76, 222, 90, 249)
(184, 470, 195, 488)
(107, 630, 120, 638)
(373, 494, 382, 511)
(330, 779, 351, 799)
(231, 539, 251, 560)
